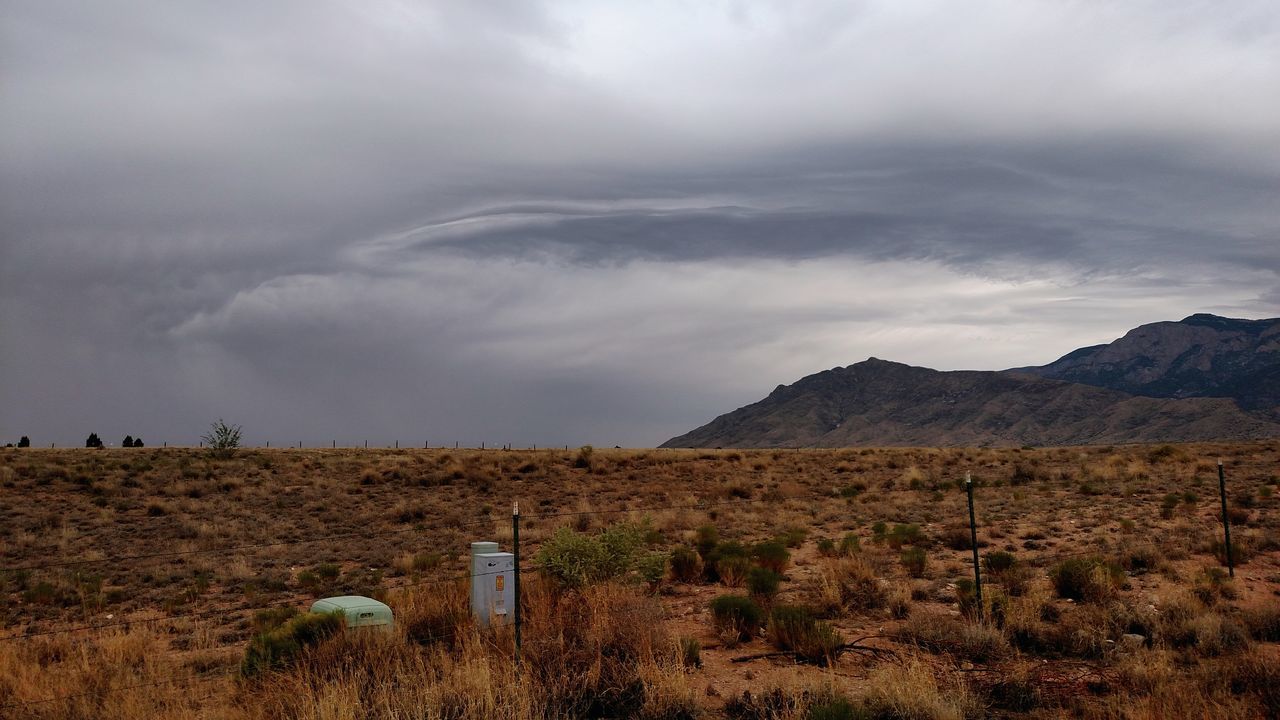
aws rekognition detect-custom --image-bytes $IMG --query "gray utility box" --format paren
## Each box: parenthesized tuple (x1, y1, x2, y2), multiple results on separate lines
(471, 550, 515, 628)
(310, 595, 394, 630)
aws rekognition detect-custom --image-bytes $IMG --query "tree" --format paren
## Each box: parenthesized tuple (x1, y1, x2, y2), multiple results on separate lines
(133, 437, 144, 448)
(202, 419, 242, 458)
(17, 436, 30, 448)
(85, 433, 103, 448)
(122, 435, 134, 448)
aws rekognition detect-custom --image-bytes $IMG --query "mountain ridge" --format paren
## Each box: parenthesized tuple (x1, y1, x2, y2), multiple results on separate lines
(661, 314, 1280, 448)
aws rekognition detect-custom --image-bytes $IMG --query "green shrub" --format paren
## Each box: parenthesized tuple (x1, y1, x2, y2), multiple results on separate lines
(838, 482, 866, 498)
(838, 533, 861, 555)
(870, 521, 887, 542)
(816, 538, 837, 556)
(242, 610, 343, 676)
(1050, 557, 1124, 602)
(251, 606, 299, 633)
(536, 521, 654, 588)
(899, 547, 927, 578)
(747, 566, 781, 599)
(767, 605, 842, 665)
(778, 527, 808, 548)
(679, 636, 702, 668)
(753, 540, 791, 574)
(636, 552, 668, 587)
(983, 551, 1016, 574)
(315, 563, 341, 580)
(885, 523, 923, 549)
(718, 556, 752, 587)
(710, 594, 764, 641)
(807, 695, 861, 720)
(669, 546, 702, 583)
(695, 525, 719, 559)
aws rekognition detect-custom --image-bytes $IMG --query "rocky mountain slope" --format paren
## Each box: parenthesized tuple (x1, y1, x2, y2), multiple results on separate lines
(1011, 314, 1280, 416)
(662, 314, 1280, 448)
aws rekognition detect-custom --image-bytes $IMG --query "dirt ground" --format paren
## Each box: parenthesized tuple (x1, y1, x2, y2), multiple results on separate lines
(1, 442, 1277, 718)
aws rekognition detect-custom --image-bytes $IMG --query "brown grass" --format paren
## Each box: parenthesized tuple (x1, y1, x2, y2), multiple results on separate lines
(0, 442, 1277, 717)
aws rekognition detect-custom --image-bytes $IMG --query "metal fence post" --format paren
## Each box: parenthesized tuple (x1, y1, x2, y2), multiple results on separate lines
(1218, 459, 1234, 578)
(966, 472, 983, 620)
(512, 501, 522, 665)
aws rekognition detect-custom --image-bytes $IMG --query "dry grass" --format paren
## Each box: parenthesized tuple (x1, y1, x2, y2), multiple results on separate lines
(1, 442, 1277, 717)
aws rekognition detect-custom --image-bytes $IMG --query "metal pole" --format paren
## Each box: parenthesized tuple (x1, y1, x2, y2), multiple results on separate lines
(1218, 459, 1234, 578)
(512, 501, 522, 665)
(966, 472, 983, 620)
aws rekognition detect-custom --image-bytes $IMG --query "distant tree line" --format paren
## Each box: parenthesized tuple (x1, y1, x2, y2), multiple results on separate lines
(5, 433, 146, 448)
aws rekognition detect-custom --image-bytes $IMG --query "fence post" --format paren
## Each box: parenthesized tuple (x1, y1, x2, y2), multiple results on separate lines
(1217, 459, 1234, 578)
(512, 500, 522, 665)
(965, 472, 983, 620)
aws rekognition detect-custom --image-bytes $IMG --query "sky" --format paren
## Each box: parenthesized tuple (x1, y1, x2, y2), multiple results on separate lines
(2, 0, 1278, 448)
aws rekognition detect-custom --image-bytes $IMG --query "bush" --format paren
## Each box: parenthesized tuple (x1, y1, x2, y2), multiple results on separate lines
(536, 521, 654, 588)
(242, 610, 344, 676)
(955, 579, 979, 618)
(838, 533, 861, 555)
(1050, 557, 1124, 603)
(747, 566, 781, 599)
(85, 432, 103, 448)
(778, 527, 808, 548)
(669, 546, 702, 583)
(810, 557, 886, 615)
(1209, 538, 1252, 566)
(694, 525, 719, 558)
(807, 695, 861, 720)
(202, 419, 241, 458)
(718, 556, 752, 587)
(941, 524, 974, 551)
(885, 523, 923, 549)
(679, 636, 702, 668)
(572, 445, 594, 469)
(1242, 606, 1280, 642)
(766, 605, 842, 665)
(753, 540, 791, 574)
(816, 538, 837, 556)
(899, 547, 928, 578)
(17, 436, 30, 448)
(983, 551, 1017, 574)
(710, 594, 764, 641)
(892, 612, 1008, 663)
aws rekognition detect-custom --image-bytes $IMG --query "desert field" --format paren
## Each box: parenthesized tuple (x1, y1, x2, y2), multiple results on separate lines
(0, 442, 1277, 719)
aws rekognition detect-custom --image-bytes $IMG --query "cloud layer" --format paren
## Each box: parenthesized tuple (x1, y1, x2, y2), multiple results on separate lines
(2, 1, 1278, 446)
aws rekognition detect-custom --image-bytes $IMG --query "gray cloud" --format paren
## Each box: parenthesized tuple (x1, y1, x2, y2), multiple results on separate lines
(2, 1, 1278, 447)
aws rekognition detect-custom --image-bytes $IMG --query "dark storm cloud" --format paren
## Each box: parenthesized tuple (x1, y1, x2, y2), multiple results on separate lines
(2, 1, 1278, 447)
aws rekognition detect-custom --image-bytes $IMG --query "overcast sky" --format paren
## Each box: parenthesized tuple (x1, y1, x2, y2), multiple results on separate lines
(2, 1, 1278, 448)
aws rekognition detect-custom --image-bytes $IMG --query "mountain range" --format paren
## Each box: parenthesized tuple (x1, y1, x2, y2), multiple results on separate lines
(661, 314, 1280, 448)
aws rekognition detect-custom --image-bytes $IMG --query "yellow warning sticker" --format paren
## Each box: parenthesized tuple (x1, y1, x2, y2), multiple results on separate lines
(496, 575, 504, 591)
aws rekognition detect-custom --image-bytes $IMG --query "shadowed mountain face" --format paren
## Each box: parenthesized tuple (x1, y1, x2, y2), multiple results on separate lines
(1011, 314, 1280, 416)
(661, 315, 1280, 448)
